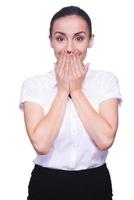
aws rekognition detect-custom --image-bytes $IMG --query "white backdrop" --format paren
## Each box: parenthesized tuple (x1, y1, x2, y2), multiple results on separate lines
(0, 0, 134, 199)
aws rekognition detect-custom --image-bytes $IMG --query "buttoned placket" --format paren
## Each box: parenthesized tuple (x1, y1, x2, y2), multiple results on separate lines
(69, 99, 78, 169)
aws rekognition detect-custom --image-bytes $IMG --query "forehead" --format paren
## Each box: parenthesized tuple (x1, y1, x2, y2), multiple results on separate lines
(52, 15, 89, 34)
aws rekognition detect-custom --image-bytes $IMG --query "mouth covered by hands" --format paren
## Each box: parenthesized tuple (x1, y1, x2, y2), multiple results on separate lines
(55, 50, 89, 96)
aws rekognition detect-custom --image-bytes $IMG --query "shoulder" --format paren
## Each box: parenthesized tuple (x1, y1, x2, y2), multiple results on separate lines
(22, 70, 55, 89)
(88, 70, 122, 104)
(88, 69, 118, 81)
(20, 70, 56, 110)
(86, 69, 119, 87)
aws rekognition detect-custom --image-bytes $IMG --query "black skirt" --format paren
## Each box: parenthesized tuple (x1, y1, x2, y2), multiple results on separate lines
(27, 163, 113, 200)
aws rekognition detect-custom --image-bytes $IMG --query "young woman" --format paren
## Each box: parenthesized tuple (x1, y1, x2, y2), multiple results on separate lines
(20, 6, 122, 200)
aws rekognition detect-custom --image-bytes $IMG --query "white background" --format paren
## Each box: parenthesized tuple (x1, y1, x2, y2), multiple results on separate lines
(0, 0, 134, 199)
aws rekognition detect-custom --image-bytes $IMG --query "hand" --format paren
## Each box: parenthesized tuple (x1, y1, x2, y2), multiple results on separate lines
(55, 51, 70, 96)
(67, 51, 89, 95)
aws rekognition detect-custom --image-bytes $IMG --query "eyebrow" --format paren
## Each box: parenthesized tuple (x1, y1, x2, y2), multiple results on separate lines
(54, 31, 86, 36)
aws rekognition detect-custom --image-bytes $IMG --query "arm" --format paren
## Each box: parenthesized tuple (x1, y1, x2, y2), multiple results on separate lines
(68, 51, 119, 150)
(23, 91, 68, 155)
(71, 90, 119, 150)
(23, 51, 69, 155)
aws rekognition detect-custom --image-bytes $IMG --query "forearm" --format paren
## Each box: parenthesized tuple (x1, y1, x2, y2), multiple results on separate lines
(71, 90, 114, 150)
(32, 91, 68, 154)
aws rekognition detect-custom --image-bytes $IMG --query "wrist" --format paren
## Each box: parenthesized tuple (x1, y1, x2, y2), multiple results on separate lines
(70, 89, 83, 97)
(57, 90, 69, 98)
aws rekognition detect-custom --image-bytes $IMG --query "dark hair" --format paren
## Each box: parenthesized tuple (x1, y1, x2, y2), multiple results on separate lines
(49, 6, 92, 38)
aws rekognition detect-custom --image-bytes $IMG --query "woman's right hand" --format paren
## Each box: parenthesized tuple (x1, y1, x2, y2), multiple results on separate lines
(55, 50, 70, 96)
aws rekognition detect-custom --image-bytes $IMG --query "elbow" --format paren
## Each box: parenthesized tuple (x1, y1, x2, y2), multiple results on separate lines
(33, 143, 50, 155)
(96, 126, 117, 151)
(97, 137, 115, 151)
(30, 133, 51, 155)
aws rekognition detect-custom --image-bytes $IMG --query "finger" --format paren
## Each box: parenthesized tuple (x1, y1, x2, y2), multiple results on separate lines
(59, 51, 67, 77)
(57, 50, 64, 65)
(64, 55, 69, 79)
(66, 55, 72, 80)
(57, 50, 65, 69)
(72, 53, 82, 77)
(56, 52, 63, 74)
(75, 53, 85, 74)
(69, 54, 76, 79)
(84, 63, 90, 73)
(57, 51, 66, 78)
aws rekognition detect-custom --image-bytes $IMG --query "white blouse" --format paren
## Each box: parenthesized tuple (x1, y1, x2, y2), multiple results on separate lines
(20, 69, 122, 170)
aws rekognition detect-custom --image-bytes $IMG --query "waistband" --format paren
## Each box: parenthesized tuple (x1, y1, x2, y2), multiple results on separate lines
(33, 163, 108, 176)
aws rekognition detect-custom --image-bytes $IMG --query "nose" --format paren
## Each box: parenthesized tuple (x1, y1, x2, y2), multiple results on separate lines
(66, 40, 74, 53)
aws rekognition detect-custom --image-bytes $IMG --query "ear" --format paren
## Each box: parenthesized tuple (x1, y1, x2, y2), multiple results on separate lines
(49, 36, 53, 48)
(88, 34, 94, 48)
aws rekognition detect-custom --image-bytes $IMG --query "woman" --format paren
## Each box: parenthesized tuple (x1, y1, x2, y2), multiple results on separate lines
(20, 6, 122, 200)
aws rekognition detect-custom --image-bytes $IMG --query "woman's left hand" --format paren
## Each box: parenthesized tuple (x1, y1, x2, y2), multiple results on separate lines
(67, 51, 89, 94)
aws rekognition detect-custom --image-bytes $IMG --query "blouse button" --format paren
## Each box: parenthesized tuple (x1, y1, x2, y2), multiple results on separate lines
(72, 143, 77, 149)
(72, 131, 77, 136)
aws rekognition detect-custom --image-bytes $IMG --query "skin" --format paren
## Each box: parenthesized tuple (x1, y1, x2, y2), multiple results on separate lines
(23, 15, 119, 154)
(50, 15, 94, 97)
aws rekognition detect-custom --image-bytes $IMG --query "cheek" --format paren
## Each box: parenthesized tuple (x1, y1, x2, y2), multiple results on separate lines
(80, 50, 87, 61)
(53, 44, 65, 58)
(76, 42, 88, 52)
(78, 46, 88, 58)
(77, 47, 88, 62)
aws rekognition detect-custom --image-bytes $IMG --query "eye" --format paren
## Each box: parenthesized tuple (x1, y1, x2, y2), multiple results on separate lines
(56, 36, 64, 42)
(75, 36, 84, 42)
